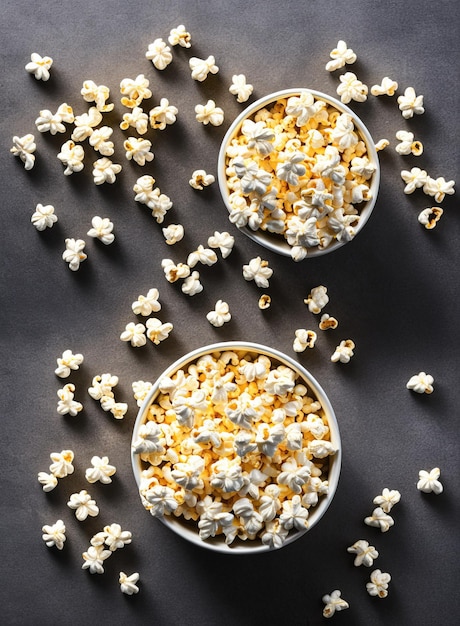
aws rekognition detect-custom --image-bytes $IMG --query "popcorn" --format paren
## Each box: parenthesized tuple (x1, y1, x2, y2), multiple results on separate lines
(148, 98, 178, 130)
(123, 136, 154, 166)
(145, 38, 173, 70)
(187, 245, 218, 267)
(325, 40, 357, 72)
(206, 300, 231, 327)
(38, 471, 58, 492)
(375, 138, 390, 152)
(422, 176, 455, 203)
(81, 545, 111, 574)
(161, 258, 190, 282)
(181, 271, 203, 296)
(189, 170, 215, 190)
(89, 126, 114, 156)
(195, 100, 224, 126)
(119, 572, 140, 595)
(88, 373, 119, 401)
(401, 167, 428, 194)
(417, 467, 443, 494)
(68, 489, 99, 521)
(418, 206, 443, 229)
(207, 231, 234, 258)
(92, 157, 122, 185)
(96, 523, 132, 551)
(10, 134, 36, 170)
(55, 349, 84, 378)
(189, 55, 219, 82)
(293, 329, 317, 352)
(395, 130, 423, 156)
(258, 294, 271, 309)
(85, 455, 117, 484)
(49, 450, 75, 478)
(35, 109, 66, 135)
(347, 539, 379, 567)
(304, 285, 329, 314)
(81, 80, 114, 112)
(322, 590, 349, 618)
(25, 53, 53, 81)
(337, 72, 368, 103)
(242, 257, 273, 288)
(366, 569, 391, 598)
(42, 520, 66, 550)
(120, 74, 152, 108)
(133, 176, 173, 222)
(373, 488, 401, 513)
(370, 77, 398, 96)
(261, 519, 289, 549)
(163, 224, 184, 245)
(86, 216, 114, 245)
(71, 107, 103, 142)
(168, 24, 191, 48)
(101, 395, 129, 419)
(364, 507, 394, 532)
(132, 380, 153, 408)
(31, 203, 57, 231)
(132, 421, 164, 454)
(319, 313, 338, 330)
(62, 238, 87, 271)
(120, 107, 149, 134)
(56, 103, 75, 124)
(406, 371, 434, 394)
(120, 322, 146, 347)
(145, 317, 173, 344)
(229, 74, 254, 103)
(397, 86, 424, 118)
(57, 383, 83, 416)
(57, 140, 85, 175)
(132, 288, 161, 316)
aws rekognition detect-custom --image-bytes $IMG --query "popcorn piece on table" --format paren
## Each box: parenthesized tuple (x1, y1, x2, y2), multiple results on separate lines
(120, 106, 149, 134)
(88, 373, 119, 401)
(132, 288, 161, 316)
(57, 383, 83, 416)
(71, 107, 103, 142)
(49, 449, 75, 478)
(120, 74, 152, 108)
(401, 167, 428, 194)
(258, 294, 271, 310)
(370, 77, 398, 96)
(189, 55, 218, 82)
(145, 318, 173, 344)
(168, 24, 191, 48)
(189, 169, 215, 190)
(397, 86, 424, 118)
(406, 371, 434, 394)
(81, 545, 111, 574)
(319, 313, 338, 330)
(418, 207, 443, 229)
(119, 571, 140, 595)
(132, 380, 153, 407)
(62, 238, 87, 271)
(322, 589, 350, 618)
(55, 349, 84, 378)
(10, 134, 36, 170)
(417, 467, 443, 494)
(293, 329, 317, 352)
(38, 471, 58, 492)
(422, 176, 455, 203)
(25, 53, 53, 81)
(229, 74, 254, 103)
(68, 490, 99, 521)
(195, 100, 224, 126)
(123, 137, 154, 166)
(337, 72, 368, 103)
(375, 138, 390, 152)
(100, 395, 128, 420)
(366, 569, 391, 598)
(395, 130, 423, 156)
(187, 245, 218, 267)
(120, 322, 147, 347)
(325, 40, 357, 72)
(161, 258, 190, 283)
(242, 257, 273, 288)
(87, 216, 115, 245)
(81, 80, 114, 112)
(364, 507, 394, 532)
(181, 271, 203, 296)
(148, 98, 178, 130)
(347, 539, 379, 567)
(93, 523, 132, 551)
(207, 231, 234, 258)
(56, 103, 75, 124)
(42, 520, 66, 550)
(85, 455, 117, 484)
(35, 109, 66, 135)
(57, 140, 85, 175)
(89, 126, 115, 156)
(145, 38, 173, 70)
(163, 224, 184, 245)
(373, 488, 401, 513)
(92, 157, 122, 185)
(133, 176, 173, 223)
(207, 300, 231, 327)
(331, 339, 355, 363)
(31, 203, 57, 231)
(304, 285, 329, 314)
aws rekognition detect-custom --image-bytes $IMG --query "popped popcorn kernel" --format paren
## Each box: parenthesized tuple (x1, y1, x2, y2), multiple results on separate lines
(325, 40, 357, 72)
(422, 176, 455, 203)
(189, 55, 219, 82)
(373, 488, 401, 513)
(195, 100, 224, 126)
(337, 72, 368, 104)
(229, 74, 254, 103)
(395, 130, 423, 156)
(347, 539, 379, 567)
(31, 203, 57, 231)
(38, 471, 58, 492)
(92, 157, 122, 185)
(258, 294, 271, 309)
(293, 329, 317, 352)
(189, 169, 215, 190)
(168, 24, 191, 48)
(11, 134, 36, 170)
(406, 371, 434, 394)
(55, 349, 84, 378)
(57, 383, 83, 415)
(120, 74, 152, 108)
(119, 571, 140, 595)
(87, 216, 115, 244)
(187, 245, 218, 267)
(397, 86, 424, 118)
(124, 136, 154, 166)
(370, 77, 398, 96)
(146, 317, 173, 344)
(68, 489, 99, 521)
(149, 98, 178, 130)
(304, 285, 329, 314)
(132, 288, 161, 316)
(319, 313, 338, 330)
(181, 270, 203, 296)
(102, 523, 132, 551)
(417, 467, 443, 494)
(85, 455, 117, 484)
(81, 80, 114, 112)
(57, 140, 85, 175)
(82, 545, 111, 574)
(132, 380, 153, 407)
(49, 449, 75, 478)
(89, 126, 114, 156)
(207, 231, 234, 258)
(375, 138, 390, 152)
(133, 176, 173, 222)
(145, 38, 173, 70)
(331, 339, 355, 363)
(206, 300, 231, 327)
(401, 167, 428, 194)
(366, 569, 391, 598)
(42, 520, 66, 550)
(35, 109, 66, 135)
(120, 322, 146, 347)
(120, 107, 149, 134)
(162, 224, 184, 245)
(71, 107, 103, 142)
(161, 258, 190, 283)
(418, 206, 443, 229)
(62, 238, 87, 271)
(25, 53, 53, 81)
(364, 507, 394, 532)
(243, 257, 273, 288)
(322, 589, 349, 618)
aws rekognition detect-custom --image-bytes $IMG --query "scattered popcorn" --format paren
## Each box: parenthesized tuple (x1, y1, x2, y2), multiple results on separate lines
(364, 507, 394, 532)
(145, 317, 173, 344)
(401, 167, 428, 194)
(206, 300, 231, 327)
(31, 203, 57, 231)
(366, 569, 391, 598)
(82, 545, 111, 574)
(86, 216, 115, 245)
(422, 176, 455, 203)
(42, 520, 66, 550)
(331, 339, 355, 363)
(57, 140, 85, 175)
(49, 449, 75, 478)
(145, 38, 173, 70)
(395, 130, 423, 156)
(93, 523, 132, 552)
(187, 245, 218, 267)
(337, 72, 368, 103)
(120, 106, 149, 134)
(322, 589, 349, 618)
(68, 489, 99, 521)
(258, 294, 271, 309)
(168, 24, 191, 48)
(100, 395, 129, 420)
(148, 98, 178, 130)
(62, 238, 87, 271)
(195, 100, 224, 126)
(123, 136, 154, 166)
(25, 53, 53, 81)
(375, 138, 390, 151)
(10, 134, 36, 170)
(92, 157, 122, 185)
(189, 169, 215, 190)
(304, 285, 329, 314)
(56, 103, 75, 124)
(119, 571, 140, 595)
(89, 126, 115, 156)
(325, 40, 357, 72)
(133, 176, 173, 222)
(418, 206, 443, 229)
(189, 55, 219, 82)
(57, 383, 83, 416)
(81, 80, 114, 112)
(207, 231, 235, 258)
(120, 74, 152, 108)
(71, 107, 103, 142)
(229, 74, 254, 103)
(242, 257, 273, 288)
(88, 373, 119, 401)
(120, 322, 147, 347)
(347, 539, 379, 567)
(132, 288, 161, 316)
(319, 313, 338, 330)
(406, 371, 434, 394)
(162, 224, 184, 245)
(181, 270, 203, 296)
(37, 471, 58, 492)
(161, 258, 190, 282)
(293, 329, 317, 352)
(55, 349, 84, 378)
(85, 455, 117, 484)
(417, 467, 443, 494)
(35, 109, 66, 135)
(373, 488, 401, 513)
(132, 380, 153, 407)
(397, 86, 424, 118)
(370, 77, 398, 96)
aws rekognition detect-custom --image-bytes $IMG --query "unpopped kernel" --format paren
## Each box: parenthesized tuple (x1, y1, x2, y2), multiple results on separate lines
(57, 383, 83, 415)
(366, 569, 391, 598)
(418, 206, 443, 229)
(406, 371, 434, 394)
(417, 467, 443, 494)
(347, 539, 379, 566)
(189, 170, 215, 190)
(31, 203, 58, 231)
(55, 349, 84, 378)
(322, 590, 349, 618)
(42, 520, 66, 550)
(195, 100, 224, 126)
(229, 74, 254, 103)
(25, 53, 53, 81)
(206, 300, 231, 327)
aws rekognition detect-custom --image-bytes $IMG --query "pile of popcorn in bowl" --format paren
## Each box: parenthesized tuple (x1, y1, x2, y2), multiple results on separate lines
(131, 342, 341, 553)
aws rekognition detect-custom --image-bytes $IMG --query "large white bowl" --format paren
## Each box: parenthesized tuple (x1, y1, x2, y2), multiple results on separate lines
(131, 341, 341, 554)
(218, 88, 380, 259)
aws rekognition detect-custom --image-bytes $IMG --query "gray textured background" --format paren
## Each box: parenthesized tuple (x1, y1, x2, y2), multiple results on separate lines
(1, 1, 459, 624)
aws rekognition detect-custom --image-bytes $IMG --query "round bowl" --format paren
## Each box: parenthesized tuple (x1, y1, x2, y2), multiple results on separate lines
(131, 341, 341, 554)
(218, 88, 380, 260)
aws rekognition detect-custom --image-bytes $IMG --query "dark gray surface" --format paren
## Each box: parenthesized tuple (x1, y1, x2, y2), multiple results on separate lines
(1, 1, 459, 624)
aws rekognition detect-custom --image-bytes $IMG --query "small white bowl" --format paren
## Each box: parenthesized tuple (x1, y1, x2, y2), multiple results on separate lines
(131, 341, 341, 554)
(218, 88, 380, 259)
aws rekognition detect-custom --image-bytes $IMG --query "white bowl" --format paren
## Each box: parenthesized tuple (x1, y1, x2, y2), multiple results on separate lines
(218, 88, 380, 259)
(131, 341, 341, 554)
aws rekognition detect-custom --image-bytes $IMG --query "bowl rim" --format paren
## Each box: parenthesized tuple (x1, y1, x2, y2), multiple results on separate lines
(131, 340, 342, 554)
(217, 87, 381, 259)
